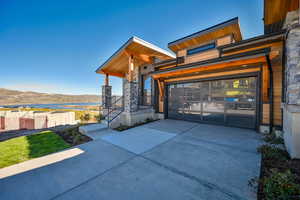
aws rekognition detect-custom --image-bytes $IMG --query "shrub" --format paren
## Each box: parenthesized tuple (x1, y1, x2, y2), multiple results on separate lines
(263, 132, 284, 145)
(257, 144, 290, 162)
(80, 113, 90, 121)
(115, 124, 130, 131)
(263, 169, 300, 200)
(57, 126, 92, 145)
(94, 114, 101, 122)
(145, 118, 153, 123)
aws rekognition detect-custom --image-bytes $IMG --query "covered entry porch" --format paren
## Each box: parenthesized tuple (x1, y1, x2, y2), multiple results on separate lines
(95, 36, 175, 127)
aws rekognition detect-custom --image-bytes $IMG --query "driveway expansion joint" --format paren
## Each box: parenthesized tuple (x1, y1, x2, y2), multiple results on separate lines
(139, 124, 200, 155)
(140, 155, 246, 200)
(50, 155, 138, 200)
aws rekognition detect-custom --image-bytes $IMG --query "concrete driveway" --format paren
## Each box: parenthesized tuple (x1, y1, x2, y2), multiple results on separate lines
(0, 120, 262, 200)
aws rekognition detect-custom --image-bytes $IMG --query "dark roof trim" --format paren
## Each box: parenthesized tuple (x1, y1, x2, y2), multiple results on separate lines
(219, 31, 285, 52)
(168, 17, 239, 47)
(154, 58, 177, 66)
(95, 37, 133, 73)
(151, 47, 270, 75)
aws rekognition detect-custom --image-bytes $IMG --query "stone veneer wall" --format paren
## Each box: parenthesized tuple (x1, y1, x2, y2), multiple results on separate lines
(102, 85, 112, 108)
(286, 15, 300, 105)
(283, 10, 300, 158)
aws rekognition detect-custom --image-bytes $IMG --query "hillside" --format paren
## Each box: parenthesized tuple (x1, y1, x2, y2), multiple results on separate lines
(0, 88, 101, 105)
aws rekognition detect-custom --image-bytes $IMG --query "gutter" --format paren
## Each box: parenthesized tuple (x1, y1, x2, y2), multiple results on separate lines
(219, 31, 285, 54)
(168, 17, 240, 47)
(266, 55, 274, 133)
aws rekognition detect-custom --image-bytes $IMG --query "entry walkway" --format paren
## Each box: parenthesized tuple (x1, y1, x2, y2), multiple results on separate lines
(0, 120, 262, 200)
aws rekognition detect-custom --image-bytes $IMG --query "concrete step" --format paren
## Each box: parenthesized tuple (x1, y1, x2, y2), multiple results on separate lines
(79, 123, 107, 135)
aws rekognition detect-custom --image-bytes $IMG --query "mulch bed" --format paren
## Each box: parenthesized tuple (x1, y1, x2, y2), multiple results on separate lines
(55, 126, 92, 146)
(258, 150, 300, 199)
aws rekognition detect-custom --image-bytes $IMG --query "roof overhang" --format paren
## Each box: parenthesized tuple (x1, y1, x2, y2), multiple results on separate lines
(264, 0, 299, 33)
(264, 0, 299, 26)
(96, 36, 175, 78)
(219, 31, 284, 54)
(151, 48, 273, 79)
(168, 17, 243, 52)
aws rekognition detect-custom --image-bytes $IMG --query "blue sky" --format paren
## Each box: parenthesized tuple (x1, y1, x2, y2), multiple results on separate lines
(0, 0, 263, 95)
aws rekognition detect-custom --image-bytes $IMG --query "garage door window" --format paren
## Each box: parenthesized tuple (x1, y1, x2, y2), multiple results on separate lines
(168, 77, 257, 128)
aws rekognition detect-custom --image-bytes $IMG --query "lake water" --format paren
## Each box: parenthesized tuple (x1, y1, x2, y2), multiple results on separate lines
(1, 102, 100, 111)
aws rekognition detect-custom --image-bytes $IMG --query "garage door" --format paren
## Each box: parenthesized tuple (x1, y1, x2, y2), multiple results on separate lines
(167, 77, 257, 129)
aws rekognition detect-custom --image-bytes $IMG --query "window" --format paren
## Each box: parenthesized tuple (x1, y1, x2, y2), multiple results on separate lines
(142, 76, 152, 106)
(187, 43, 215, 56)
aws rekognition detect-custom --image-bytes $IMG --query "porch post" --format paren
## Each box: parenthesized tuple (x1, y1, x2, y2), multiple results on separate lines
(102, 74, 112, 108)
(123, 55, 138, 113)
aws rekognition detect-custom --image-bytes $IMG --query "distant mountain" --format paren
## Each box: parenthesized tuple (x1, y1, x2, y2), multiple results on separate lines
(0, 88, 101, 105)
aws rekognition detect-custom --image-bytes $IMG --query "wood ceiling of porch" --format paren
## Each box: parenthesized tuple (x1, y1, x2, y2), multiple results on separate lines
(96, 37, 175, 78)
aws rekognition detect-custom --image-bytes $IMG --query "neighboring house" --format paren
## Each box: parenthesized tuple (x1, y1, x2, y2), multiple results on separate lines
(96, 0, 300, 158)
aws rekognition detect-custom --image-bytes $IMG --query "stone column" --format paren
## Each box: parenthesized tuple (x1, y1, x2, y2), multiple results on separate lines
(122, 55, 139, 113)
(123, 78, 138, 112)
(102, 85, 112, 108)
(283, 10, 300, 158)
(102, 74, 111, 108)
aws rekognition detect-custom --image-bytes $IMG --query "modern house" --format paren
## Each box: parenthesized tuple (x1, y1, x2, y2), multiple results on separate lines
(96, 0, 300, 158)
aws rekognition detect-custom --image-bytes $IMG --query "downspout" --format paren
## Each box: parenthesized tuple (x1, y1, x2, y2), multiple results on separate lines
(282, 36, 286, 103)
(266, 55, 274, 133)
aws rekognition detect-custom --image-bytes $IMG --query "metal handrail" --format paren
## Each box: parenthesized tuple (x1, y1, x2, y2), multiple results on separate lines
(108, 109, 123, 123)
(101, 96, 124, 128)
(100, 95, 120, 109)
(105, 96, 123, 116)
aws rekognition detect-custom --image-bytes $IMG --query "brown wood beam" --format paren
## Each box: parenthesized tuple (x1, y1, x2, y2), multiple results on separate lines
(157, 79, 165, 101)
(124, 49, 152, 64)
(105, 74, 109, 86)
(128, 55, 134, 82)
(100, 69, 125, 78)
(165, 67, 261, 83)
(153, 56, 267, 79)
(262, 63, 270, 102)
(222, 42, 282, 57)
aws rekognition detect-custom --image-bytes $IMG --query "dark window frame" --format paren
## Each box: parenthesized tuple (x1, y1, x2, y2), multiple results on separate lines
(141, 75, 152, 106)
(187, 43, 216, 56)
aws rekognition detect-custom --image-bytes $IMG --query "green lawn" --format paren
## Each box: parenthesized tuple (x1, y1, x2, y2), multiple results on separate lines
(0, 130, 70, 168)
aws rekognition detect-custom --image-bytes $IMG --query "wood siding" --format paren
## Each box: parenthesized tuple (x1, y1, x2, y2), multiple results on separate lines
(185, 49, 219, 64)
(216, 35, 233, 47)
(169, 23, 242, 52)
(165, 67, 260, 83)
(175, 35, 233, 66)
